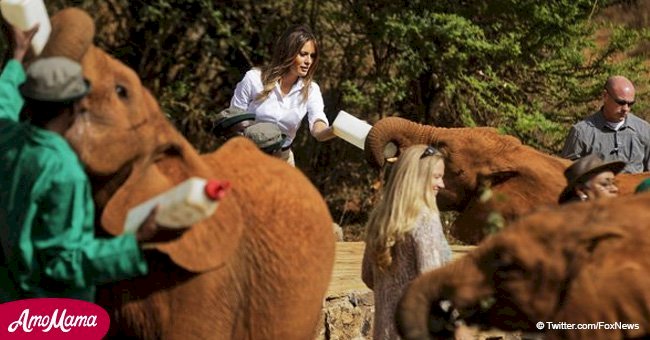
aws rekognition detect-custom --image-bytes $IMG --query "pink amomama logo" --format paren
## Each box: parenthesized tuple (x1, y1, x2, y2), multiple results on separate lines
(0, 298, 110, 339)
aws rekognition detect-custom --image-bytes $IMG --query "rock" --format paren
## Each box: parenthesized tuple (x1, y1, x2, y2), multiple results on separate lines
(315, 290, 374, 340)
(315, 242, 524, 339)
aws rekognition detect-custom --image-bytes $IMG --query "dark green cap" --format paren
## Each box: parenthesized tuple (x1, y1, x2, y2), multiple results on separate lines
(243, 122, 286, 153)
(20, 57, 91, 103)
(212, 107, 256, 132)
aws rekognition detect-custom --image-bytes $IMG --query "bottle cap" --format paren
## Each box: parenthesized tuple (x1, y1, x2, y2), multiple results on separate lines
(204, 180, 231, 200)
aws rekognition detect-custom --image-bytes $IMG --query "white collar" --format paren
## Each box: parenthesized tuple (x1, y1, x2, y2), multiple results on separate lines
(605, 119, 625, 131)
(275, 78, 305, 95)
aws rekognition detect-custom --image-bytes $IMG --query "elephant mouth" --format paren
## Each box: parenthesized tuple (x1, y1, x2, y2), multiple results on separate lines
(430, 298, 493, 332)
(425, 296, 539, 336)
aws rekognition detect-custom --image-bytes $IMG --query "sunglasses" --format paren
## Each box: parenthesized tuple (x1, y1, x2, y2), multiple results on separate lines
(420, 145, 439, 159)
(606, 89, 635, 107)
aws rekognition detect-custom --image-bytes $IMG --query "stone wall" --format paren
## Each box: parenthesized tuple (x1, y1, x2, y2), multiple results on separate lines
(313, 243, 526, 339)
(313, 289, 526, 340)
(315, 290, 374, 340)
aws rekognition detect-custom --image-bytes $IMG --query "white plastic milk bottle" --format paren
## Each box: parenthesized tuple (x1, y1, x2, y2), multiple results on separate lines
(123, 177, 231, 234)
(0, 0, 51, 56)
(332, 110, 373, 150)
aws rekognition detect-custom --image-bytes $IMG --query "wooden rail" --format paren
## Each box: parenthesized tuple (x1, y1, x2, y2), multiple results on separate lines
(327, 242, 476, 296)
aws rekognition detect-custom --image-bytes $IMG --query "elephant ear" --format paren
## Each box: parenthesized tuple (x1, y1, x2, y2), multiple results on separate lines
(100, 150, 244, 272)
(40, 7, 95, 61)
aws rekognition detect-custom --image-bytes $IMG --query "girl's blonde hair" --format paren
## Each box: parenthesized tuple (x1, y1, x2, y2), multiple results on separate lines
(256, 24, 319, 104)
(364, 144, 444, 271)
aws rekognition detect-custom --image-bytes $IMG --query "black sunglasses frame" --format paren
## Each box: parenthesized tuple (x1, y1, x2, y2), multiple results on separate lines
(605, 88, 635, 107)
(420, 145, 439, 159)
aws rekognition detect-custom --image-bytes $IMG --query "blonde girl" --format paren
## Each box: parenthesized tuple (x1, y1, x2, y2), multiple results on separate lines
(362, 144, 452, 339)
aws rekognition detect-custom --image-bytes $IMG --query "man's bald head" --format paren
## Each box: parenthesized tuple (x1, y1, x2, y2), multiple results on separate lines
(602, 75, 635, 123)
(604, 75, 634, 94)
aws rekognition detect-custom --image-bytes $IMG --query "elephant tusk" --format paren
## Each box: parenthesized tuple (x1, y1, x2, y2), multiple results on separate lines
(386, 157, 398, 163)
(439, 300, 461, 323)
(479, 296, 496, 311)
(432, 300, 465, 333)
(439, 300, 453, 312)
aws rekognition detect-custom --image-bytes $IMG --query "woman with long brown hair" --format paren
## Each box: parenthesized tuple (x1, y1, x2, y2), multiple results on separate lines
(230, 24, 335, 165)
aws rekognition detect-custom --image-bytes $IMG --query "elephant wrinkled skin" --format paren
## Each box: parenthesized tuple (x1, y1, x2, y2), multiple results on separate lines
(365, 117, 650, 243)
(396, 192, 650, 340)
(35, 8, 335, 339)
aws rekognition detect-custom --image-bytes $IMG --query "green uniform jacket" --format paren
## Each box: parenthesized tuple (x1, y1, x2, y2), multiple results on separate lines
(0, 60, 148, 302)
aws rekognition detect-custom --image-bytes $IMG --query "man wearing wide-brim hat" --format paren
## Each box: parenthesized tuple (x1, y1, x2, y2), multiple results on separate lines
(558, 154, 626, 204)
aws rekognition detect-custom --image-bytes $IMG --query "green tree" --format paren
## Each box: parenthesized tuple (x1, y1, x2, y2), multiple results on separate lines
(319, 0, 649, 152)
(5, 0, 647, 234)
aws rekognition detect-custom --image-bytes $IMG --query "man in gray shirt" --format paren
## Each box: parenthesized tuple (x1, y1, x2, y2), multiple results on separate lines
(561, 75, 650, 173)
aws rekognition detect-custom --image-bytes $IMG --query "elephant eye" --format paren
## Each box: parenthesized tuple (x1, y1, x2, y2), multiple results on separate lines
(115, 84, 128, 99)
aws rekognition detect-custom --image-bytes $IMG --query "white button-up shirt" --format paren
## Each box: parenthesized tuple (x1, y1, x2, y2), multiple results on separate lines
(230, 69, 329, 147)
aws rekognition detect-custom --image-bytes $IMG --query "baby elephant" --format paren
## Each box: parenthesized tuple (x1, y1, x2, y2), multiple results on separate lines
(397, 192, 650, 340)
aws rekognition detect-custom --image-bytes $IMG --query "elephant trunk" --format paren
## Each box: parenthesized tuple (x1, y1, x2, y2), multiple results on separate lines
(396, 257, 491, 339)
(40, 8, 95, 62)
(364, 117, 439, 168)
(396, 272, 449, 340)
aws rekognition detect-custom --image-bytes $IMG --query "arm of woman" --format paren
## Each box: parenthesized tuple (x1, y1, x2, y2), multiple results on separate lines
(311, 120, 336, 141)
(306, 82, 336, 141)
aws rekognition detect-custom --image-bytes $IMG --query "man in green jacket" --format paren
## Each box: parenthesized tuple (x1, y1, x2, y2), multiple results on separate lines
(0, 25, 169, 302)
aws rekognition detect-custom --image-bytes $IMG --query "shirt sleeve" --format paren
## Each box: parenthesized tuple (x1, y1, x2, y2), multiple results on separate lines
(361, 242, 374, 290)
(230, 70, 256, 110)
(643, 137, 650, 172)
(560, 126, 584, 160)
(0, 60, 26, 122)
(34, 168, 148, 288)
(306, 82, 328, 131)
